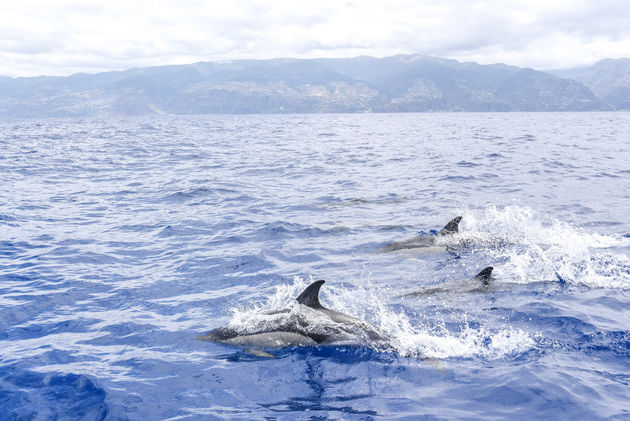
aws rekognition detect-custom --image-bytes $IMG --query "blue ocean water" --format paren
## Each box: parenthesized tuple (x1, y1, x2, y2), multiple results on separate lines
(0, 112, 629, 420)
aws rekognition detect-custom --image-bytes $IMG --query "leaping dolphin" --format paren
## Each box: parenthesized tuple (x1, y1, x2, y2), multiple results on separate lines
(380, 216, 463, 252)
(197, 280, 392, 353)
(400, 266, 494, 297)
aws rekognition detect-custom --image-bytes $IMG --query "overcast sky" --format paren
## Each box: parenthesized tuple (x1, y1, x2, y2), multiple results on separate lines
(1, 0, 629, 77)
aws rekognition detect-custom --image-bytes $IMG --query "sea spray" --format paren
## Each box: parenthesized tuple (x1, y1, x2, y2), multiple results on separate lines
(224, 276, 536, 359)
(445, 205, 630, 288)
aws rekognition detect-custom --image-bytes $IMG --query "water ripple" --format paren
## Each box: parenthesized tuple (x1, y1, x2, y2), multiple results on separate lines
(1, 113, 629, 419)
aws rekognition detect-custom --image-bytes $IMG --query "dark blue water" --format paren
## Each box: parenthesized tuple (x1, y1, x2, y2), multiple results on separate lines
(1, 113, 629, 420)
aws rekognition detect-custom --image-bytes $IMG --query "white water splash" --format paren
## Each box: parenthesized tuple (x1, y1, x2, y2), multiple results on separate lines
(227, 276, 535, 360)
(223, 207, 627, 358)
(450, 205, 630, 289)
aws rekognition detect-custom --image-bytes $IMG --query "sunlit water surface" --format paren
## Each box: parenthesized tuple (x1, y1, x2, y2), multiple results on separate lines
(1, 113, 629, 420)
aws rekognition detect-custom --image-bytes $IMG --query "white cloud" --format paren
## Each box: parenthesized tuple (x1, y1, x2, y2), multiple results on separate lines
(1, 0, 629, 76)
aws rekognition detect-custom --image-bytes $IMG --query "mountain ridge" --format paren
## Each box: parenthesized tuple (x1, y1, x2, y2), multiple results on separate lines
(1, 54, 625, 117)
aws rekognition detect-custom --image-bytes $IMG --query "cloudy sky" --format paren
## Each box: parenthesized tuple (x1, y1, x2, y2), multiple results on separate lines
(1, 0, 629, 77)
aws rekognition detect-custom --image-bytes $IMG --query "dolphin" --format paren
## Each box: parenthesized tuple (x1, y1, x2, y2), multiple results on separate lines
(400, 266, 494, 297)
(197, 280, 392, 353)
(380, 216, 463, 252)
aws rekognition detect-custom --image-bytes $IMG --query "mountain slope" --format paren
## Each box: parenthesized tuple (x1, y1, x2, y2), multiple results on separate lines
(550, 58, 630, 110)
(0, 55, 604, 117)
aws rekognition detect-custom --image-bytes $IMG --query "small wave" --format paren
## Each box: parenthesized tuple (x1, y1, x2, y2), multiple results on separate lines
(512, 134, 536, 142)
(0, 369, 109, 420)
(176, 254, 274, 277)
(438, 175, 476, 182)
(263, 249, 322, 264)
(0, 213, 17, 222)
(157, 224, 213, 238)
(575, 330, 630, 355)
(322, 193, 407, 208)
(456, 160, 482, 168)
(161, 187, 216, 202)
(595, 172, 620, 178)
(247, 221, 353, 242)
(538, 326, 630, 356)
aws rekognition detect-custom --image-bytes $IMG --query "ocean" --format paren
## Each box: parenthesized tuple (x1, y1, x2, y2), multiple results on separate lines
(1, 112, 629, 420)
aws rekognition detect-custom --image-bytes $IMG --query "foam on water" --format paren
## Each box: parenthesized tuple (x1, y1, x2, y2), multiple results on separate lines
(212, 204, 630, 360)
(438, 205, 630, 288)
(225, 276, 535, 360)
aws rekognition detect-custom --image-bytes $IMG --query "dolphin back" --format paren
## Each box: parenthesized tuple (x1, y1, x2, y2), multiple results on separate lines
(198, 279, 393, 351)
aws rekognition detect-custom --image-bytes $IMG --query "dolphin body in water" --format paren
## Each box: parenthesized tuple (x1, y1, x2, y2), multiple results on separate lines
(380, 216, 463, 253)
(400, 266, 494, 297)
(197, 280, 392, 353)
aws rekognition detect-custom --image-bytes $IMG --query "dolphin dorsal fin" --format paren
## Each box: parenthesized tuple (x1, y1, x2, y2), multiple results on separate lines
(474, 267, 493, 280)
(296, 280, 326, 309)
(438, 216, 463, 235)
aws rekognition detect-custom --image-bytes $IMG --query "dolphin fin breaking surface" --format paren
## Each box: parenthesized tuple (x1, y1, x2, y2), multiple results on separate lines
(474, 266, 494, 280)
(296, 279, 326, 309)
(380, 216, 464, 252)
(438, 216, 463, 235)
(399, 266, 495, 297)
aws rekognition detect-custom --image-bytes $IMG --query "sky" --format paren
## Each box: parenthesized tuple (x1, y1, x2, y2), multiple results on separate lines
(1, 0, 629, 77)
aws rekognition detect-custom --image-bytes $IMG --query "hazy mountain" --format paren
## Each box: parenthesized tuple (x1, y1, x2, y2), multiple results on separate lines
(550, 58, 630, 110)
(0, 54, 605, 117)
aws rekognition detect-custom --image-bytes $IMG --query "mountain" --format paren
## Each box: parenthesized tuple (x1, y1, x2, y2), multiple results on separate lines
(550, 58, 630, 110)
(0, 54, 604, 117)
